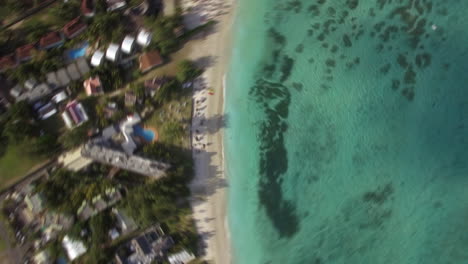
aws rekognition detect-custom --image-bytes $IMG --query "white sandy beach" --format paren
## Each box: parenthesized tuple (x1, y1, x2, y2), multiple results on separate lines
(182, 0, 235, 263)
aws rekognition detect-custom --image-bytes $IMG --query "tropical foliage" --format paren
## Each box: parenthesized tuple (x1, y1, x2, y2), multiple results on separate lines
(176, 60, 202, 83)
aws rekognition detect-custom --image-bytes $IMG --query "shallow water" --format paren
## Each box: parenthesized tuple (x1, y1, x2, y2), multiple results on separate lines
(226, 0, 468, 263)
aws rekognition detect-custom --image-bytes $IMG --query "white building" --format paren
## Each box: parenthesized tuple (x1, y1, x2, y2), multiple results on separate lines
(137, 29, 152, 47)
(91, 50, 105, 67)
(121, 35, 135, 54)
(62, 235, 87, 261)
(168, 250, 196, 264)
(106, 43, 121, 62)
(24, 78, 37, 90)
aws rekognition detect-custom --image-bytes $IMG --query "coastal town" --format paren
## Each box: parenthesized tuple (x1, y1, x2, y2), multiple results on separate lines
(0, 0, 233, 263)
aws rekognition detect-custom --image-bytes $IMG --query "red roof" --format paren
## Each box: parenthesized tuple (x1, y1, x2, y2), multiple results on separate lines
(139, 51, 163, 72)
(81, 0, 94, 15)
(39, 32, 63, 49)
(63, 17, 87, 38)
(0, 54, 18, 71)
(16, 44, 36, 61)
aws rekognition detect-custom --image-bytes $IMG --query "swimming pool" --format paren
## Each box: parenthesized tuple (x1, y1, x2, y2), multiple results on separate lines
(66, 42, 89, 60)
(133, 125, 155, 142)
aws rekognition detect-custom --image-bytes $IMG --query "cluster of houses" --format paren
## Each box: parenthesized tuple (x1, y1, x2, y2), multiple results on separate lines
(0, 17, 87, 73)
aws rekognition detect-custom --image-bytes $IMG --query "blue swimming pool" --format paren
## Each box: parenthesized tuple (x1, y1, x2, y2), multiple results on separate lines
(133, 125, 155, 142)
(66, 42, 89, 60)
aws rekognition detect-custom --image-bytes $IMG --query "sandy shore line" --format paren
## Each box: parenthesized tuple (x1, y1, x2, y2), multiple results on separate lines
(183, 0, 235, 263)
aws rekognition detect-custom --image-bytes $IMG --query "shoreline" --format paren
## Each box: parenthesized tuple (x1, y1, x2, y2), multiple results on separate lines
(184, 0, 236, 263)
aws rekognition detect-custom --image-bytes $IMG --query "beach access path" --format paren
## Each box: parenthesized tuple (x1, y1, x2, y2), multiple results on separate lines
(182, 0, 235, 262)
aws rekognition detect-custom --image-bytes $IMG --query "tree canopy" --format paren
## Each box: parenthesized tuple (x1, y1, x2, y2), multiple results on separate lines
(176, 60, 202, 83)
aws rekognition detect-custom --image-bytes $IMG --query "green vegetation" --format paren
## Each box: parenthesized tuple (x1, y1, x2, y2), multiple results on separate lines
(144, 12, 184, 56)
(86, 13, 126, 45)
(176, 60, 203, 83)
(47, 0, 81, 26)
(35, 168, 112, 215)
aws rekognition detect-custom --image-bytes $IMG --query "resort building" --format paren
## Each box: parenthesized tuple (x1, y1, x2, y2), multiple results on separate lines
(106, 43, 121, 62)
(62, 236, 87, 261)
(16, 44, 36, 62)
(81, 0, 95, 17)
(137, 29, 152, 47)
(63, 17, 87, 39)
(0, 54, 18, 72)
(62, 100, 89, 129)
(39, 31, 64, 50)
(83, 76, 103, 96)
(121, 35, 136, 54)
(112, 208, 137, 234)
(91, 50, 105, 67)
(25, 193, 45, 215)
(139, 51, 163, 72)
(106, 0, 127, 11)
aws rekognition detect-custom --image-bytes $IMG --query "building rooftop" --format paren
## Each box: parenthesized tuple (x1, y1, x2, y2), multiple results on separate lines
(28, 83, 52, 102)
(137, 29, 152, 47)
(52, 91, 68, 104)
(0, 54, 18, 72)
(168, 250, 195, 264)
(67, 63, 81, 81)
(76, 58, 90, 75)
(106, 43, 120, 62)
(139, 51, 163, 72)
(91, 50, 105, 67)
(57, 69, 72, 87)
(121, 35, 135, 54)
(107, 0, 126, 11)
(81, 0, 95, 17)
(62, 235, 87, 261)
(24, 78, 38, 90)
(63, 17, 87, 39)
(16, 44, 36, 62)
(39, 31, 64, 50)
(83, 76, 103, 96)
(46, 72, 60, 89)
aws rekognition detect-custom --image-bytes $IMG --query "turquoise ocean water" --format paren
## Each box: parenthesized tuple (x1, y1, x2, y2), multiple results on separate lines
(225, 0, 468, 263)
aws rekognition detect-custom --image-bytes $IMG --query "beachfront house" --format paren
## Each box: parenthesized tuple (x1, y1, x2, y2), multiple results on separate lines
(137, 29, 152, 47)
(63, 17, 87, 39)
(0, 54, 18, 72)
(91, 50, 105, 67)
(27, 83, 53, 102)
(106, 43, 121, 62)
(121, 35, 136, 54)
(16, 44, 36, 62)
(62, 100, 89, 129)
(83, 76, 103, 96)
(139, 51, 163, 73)
(39, 31, 64, 50)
